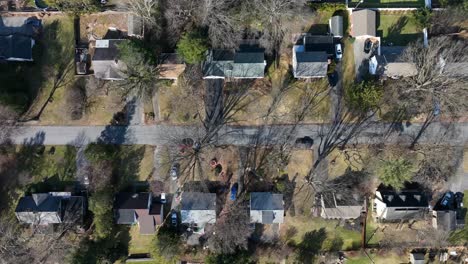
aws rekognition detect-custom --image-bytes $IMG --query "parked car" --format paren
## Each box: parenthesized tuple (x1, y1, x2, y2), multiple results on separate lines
(335, 44, 342, 60)
(170, 164, 179, 180)
(455, 192, 464, 208)
(171, 211, 178, 227)
(364, 39, 373, 53)
(295, 136, 314, 149)
(440, 191, 454, 208)
(160, 193, 166, 204)
(230, 183, 238, 201)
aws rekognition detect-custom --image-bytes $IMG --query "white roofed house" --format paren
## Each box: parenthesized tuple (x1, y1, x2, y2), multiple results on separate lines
(373, 183, 429, 221)
(180, 192, 217, 234)
(250, 192, 284, 224)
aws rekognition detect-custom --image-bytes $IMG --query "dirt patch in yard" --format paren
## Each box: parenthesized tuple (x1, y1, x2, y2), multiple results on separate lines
(79, 12, 130, 43)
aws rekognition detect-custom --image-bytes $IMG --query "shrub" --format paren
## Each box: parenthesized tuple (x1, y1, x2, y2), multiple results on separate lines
(176, 31, 209, 64)
(345, 81, 383, 113)
(377, 158, 414, 190)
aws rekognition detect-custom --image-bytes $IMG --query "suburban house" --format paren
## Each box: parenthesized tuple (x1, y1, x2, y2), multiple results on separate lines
(250, 192, 284, 224)
(0, 16, 41, 61)
(351, 9, 376, 38)
(329, 15, 343, 38)
(369, 46, 417, 79)
(92, 39, 128, 80)
(442, 62, 468, 77)
(373, 183, 429, 221)
(114, 193, 163, 235)
(409, 252, 425, 264)
(180, 192, 216, 233)
(158, 53, 186, 80)
(15, 192, 85, 225)
(202, 48, 266, 79)
(292, 35, 334, 78)
(320, 192, 365, 219)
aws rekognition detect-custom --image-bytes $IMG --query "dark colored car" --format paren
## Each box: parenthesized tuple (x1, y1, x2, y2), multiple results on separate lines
(295, 136, 314, 149)
(364, 39, 373, 53)
(440, 191, 454, 208)
(455, 192, 464, 209)
(230, 183, 238, 201)
(171, 211, 178, 227)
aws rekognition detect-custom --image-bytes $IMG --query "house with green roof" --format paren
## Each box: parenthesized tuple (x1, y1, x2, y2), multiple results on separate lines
(202, 48, 266, 79)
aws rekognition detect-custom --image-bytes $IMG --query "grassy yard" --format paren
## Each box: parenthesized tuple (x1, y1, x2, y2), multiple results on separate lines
(128, 225, 154, 255)
(282, 215, 362, 251)
(345, 250, 408, 263)
(377, 12, 423, 46)
(342, 38, 356, 87)
(327, 147, 369, 179)
(449, 190, 468, 245)
(158, 80, 204, 124)
(464, 148, 468, 173)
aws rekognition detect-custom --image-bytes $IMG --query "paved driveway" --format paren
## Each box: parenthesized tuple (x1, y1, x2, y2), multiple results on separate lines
(353, 37, 373, 81)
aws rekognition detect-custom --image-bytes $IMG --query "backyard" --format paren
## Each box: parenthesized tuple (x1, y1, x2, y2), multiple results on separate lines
(377, 11, 423, 46)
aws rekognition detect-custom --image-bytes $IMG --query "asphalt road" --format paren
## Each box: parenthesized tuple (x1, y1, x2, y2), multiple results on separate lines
(9, 121, 468, 146)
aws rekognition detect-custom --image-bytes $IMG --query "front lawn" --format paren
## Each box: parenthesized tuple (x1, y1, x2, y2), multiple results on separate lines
(128, 225, 154, 255)
(282, 215, 362, 251)
(346, 250, 408, 263)
(449, 190, 468, 245)
(377, 12, 423, 46)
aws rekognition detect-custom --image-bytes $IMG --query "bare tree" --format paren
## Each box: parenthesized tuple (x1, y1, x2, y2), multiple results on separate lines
(207, 202, 251, 254)
(251, 0, 307, 65)
(126, 0, 159, 28)
(390, 37, 468, 148)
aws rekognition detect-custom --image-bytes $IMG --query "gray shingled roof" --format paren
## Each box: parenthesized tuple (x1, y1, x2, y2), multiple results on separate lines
(295, 52, 328, 78)
(181, 192, 216, 210)
(434, 210, 457, 231)
(203, 49, 265, 78)
(250, 192, 283, 211)
(116, 209, 136, 224)
(352, 9, 376, 37)
(330, 16, 343, 38)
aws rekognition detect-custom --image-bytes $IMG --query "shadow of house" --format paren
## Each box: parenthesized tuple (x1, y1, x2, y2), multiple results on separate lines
(0, 16, 41, 62)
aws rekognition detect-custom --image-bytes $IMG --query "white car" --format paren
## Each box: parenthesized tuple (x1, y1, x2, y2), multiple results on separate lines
(160, 193, 166, 204)
(335, 44, 342, 60)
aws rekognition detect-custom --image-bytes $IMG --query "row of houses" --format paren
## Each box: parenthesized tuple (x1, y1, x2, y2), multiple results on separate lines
(15, 191, 285, 235)
(320, 183, 465, 231)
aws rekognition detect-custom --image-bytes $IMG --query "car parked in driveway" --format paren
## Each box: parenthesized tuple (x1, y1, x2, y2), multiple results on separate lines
(440, 191, 454, 208)
(171, 211, 178, 227)
(230, 183, 238, 201)
(335, 44, 342, 60)
(364, 38, 373, 53)
(160, 193, 166, 204)
(455, 192, 464, 208)
(170, 163, 179, 180)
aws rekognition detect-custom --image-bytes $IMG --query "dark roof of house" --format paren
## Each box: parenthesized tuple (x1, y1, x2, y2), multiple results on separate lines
(330, 16, 344, 37)
(0, 16, 39, 36)
(0, 35, 33, 60)
(304, 35, 334, 54)
(352, 9, 376, 37)
(212, 49, 235, 61)
(321, 192, 363, 208)
(250, 192, 283, 211)
(61, 196, 84, 224)
(149, 203, 163, 215)
(93, 39, 127, 61)
(15, 194, 61, 213)
(114, 193, 150, 210)
(380, 46, 407, 62)
(295, 51, 328, 77)
(234, 50, 265, 64)
(376, 184, 428, 208)
(181, 192, 216, 210)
